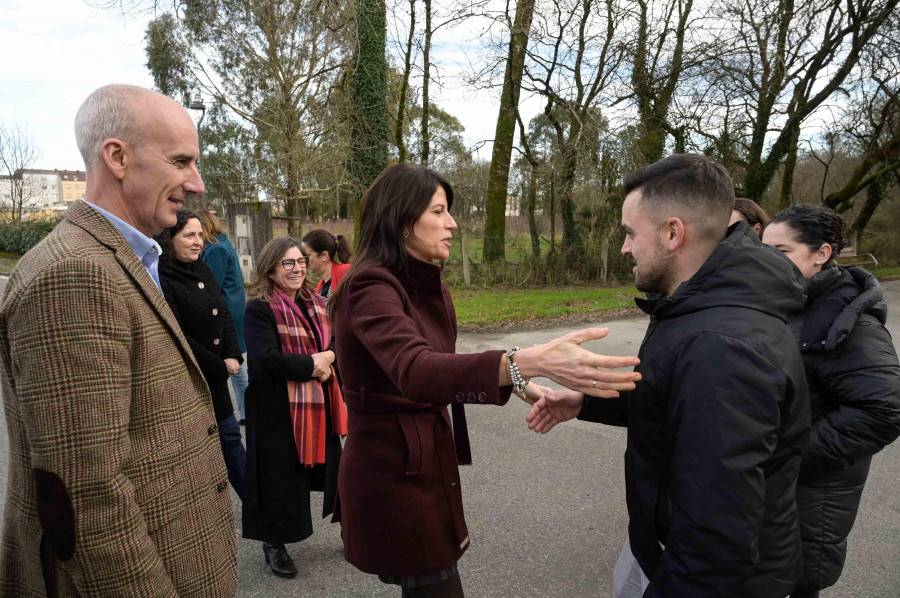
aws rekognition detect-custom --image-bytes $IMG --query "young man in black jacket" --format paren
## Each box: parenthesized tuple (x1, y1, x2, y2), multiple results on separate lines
(528, 154, 811, 598)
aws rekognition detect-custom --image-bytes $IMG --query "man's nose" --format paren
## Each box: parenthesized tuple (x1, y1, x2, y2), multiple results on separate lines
(186, 162, 205, 195)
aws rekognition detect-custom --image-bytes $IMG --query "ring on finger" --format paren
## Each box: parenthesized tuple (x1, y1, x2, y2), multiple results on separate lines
(591, 380, 597, 388)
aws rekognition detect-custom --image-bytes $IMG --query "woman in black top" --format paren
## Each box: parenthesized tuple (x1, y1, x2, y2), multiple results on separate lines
(156, 210, 246, 499)
(764, 204, 900, 598)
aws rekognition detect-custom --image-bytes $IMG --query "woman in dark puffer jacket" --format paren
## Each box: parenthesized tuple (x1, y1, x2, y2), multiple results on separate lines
(763, 204, 900, 598)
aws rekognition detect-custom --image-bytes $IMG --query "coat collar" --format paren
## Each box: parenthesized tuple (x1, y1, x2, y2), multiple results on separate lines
(65, 200, 200, 371)
(391, 254, 444, 295)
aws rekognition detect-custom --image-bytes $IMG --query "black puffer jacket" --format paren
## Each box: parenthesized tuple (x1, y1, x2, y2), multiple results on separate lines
(790, 266, 900, 590)
(159, 258, 243, 422)
(579, 222, 810, 597)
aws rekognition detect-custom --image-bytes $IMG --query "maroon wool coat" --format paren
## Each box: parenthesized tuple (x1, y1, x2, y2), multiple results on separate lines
(333, 256, 512, 577)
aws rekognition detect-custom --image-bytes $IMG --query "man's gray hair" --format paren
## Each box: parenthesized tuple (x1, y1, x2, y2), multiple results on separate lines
(74, 84, 147, 170)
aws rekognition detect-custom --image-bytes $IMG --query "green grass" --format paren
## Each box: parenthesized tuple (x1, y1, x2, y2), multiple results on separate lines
(451, 285, 639, 327)
(0, 253, 20, 275)
(448, 235, 553, 265)
(875, 266, 900, 279)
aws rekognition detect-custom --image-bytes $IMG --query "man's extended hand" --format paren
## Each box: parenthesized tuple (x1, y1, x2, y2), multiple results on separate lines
(526, 389, 586, 434)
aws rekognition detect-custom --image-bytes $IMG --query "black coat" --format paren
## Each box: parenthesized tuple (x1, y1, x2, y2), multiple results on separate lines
(579, 222, 810, 598)
(159, 258, 243, 422)
(242, 298, 341, 544)
(790, 266, 900, 590)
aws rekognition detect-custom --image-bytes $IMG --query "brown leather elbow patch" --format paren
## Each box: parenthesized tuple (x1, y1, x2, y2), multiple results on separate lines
(32, 469, 76, 562)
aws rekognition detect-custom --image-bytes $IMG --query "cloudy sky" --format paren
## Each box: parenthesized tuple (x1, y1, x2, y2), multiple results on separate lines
(0, 0, 521, 172)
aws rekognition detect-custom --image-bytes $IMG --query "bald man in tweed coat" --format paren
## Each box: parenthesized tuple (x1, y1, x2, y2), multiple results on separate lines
(0, 86, 236, 596)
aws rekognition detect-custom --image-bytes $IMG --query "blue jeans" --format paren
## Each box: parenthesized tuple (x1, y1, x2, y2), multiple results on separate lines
(230, 359, 248, 420)
(217, 414, 246, 500)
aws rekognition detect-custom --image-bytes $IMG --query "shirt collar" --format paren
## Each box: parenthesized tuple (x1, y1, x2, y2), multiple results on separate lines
(85, 201, 162, 260)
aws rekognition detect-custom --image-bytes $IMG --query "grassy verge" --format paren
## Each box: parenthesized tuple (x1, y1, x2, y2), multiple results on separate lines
(875, 266, 900, 279)
(451, 285, 639, 328)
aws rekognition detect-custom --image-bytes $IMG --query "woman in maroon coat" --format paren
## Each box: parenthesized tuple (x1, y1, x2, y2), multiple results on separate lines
(330, 164, 641, 597)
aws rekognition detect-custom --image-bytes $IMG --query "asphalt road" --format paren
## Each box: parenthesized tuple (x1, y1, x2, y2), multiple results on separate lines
(0, 275, 897, 597)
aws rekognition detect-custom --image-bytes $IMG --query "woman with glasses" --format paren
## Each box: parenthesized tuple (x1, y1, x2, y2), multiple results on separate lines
(242, 236, 346, 579)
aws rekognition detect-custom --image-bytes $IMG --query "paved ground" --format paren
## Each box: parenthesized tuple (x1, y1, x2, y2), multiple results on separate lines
(1, 276, 898, 597)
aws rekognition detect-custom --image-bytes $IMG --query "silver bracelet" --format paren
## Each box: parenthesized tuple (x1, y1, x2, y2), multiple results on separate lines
(505, 347, 529, 393)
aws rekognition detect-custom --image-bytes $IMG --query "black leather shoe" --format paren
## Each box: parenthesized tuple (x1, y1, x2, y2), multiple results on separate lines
(263, 543, 297, 578)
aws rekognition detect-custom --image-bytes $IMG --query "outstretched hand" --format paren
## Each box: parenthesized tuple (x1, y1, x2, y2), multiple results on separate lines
(517, 328, 641, 397)
(526, 389, 585, 434)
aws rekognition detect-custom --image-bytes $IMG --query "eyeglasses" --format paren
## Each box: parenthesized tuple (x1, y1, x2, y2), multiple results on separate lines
(280, 257, 309, 271)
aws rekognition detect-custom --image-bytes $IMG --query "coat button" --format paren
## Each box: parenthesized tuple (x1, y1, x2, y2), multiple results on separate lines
(198, 282, 205, 289)
(467, 392, 476, 403)
(213, 338, 220, 346)
(216, 481, 228, 492)
(212, 308, 218, 316)
(456, 392, 465, 403)
(208, 424, 218, 435)
(478, 392, 487, 403)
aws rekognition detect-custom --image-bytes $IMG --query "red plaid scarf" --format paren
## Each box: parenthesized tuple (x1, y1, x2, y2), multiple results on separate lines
(269, 287, 347, 466)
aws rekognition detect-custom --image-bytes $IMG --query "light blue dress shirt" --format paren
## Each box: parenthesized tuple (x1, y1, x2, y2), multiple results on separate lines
(85, 202, 164, 293)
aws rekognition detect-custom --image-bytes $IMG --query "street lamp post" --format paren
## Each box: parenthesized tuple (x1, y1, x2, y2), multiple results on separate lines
(189, 98, 206, 171)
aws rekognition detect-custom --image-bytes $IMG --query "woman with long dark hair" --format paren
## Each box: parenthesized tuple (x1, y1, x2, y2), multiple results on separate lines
(763, 204, 900, 598)
(155, 210, 246, 498)
(241, 236, 345, 579)
(301, 228, 352, 304)
(330, 163, 641, 597)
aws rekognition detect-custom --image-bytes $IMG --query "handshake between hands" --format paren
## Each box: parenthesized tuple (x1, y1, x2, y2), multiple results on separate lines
(510, 327, 641, 435)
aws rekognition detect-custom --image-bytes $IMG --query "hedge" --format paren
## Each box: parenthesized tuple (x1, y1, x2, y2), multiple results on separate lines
(0, 219, 59, 255)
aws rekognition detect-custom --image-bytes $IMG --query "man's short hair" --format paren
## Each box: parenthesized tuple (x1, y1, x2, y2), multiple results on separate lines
(74, 84, 147, 170)
(623, 154, 735, 242)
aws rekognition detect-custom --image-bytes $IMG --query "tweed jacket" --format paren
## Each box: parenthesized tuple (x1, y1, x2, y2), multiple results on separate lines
(0, 201, 237, 597)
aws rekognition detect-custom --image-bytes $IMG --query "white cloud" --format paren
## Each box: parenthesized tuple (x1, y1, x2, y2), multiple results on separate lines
(0, 0, 153, 170)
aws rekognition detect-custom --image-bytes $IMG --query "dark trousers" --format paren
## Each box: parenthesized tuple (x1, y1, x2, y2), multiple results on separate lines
(218, 414, 247, 500)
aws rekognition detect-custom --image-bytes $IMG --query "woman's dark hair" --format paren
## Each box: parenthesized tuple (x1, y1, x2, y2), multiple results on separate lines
(330, 163, 454, 320)
(769, 203, 847, 266)
(246, 236, 315, 302)
(155, 209, 200, 261)
(302, 229, 352, 264)
(733, 198, 770, 233)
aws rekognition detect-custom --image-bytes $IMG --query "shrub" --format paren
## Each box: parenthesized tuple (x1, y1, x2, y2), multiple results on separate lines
(0, 218, 59, 255)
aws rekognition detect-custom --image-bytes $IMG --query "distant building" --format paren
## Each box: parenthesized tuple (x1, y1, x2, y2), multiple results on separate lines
(0, 168, 84, 220)
(58, 170, 86, 203)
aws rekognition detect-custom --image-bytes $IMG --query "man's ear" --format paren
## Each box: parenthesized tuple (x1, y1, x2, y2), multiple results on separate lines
(663, 217, 685, 251)
(101, 138, 129, 181)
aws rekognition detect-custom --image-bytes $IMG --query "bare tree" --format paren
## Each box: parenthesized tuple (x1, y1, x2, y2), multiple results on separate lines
(696, 0, 899, 204)
(482, 0, 536, 262)
(627, 0, 701, 164)
(0, 122, 41, 223)
(822, 22, 900, 230)
(522, 0, 627, 252)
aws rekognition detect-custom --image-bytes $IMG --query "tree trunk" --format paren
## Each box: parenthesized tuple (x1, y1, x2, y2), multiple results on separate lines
(851, 170, 889, 233)
(528, 166, 540, 260)
(351, 0, 389, 246)
(395, 0, 415, 163)
(549, 175, 556, 252)
(460, 225, 471, 285)
(558, 145, 579, 253)
(421, 0, 432, 165)
(481, 0, 536, 262)
(777, 123, 801, 211)
(601, 232, 608, 283)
